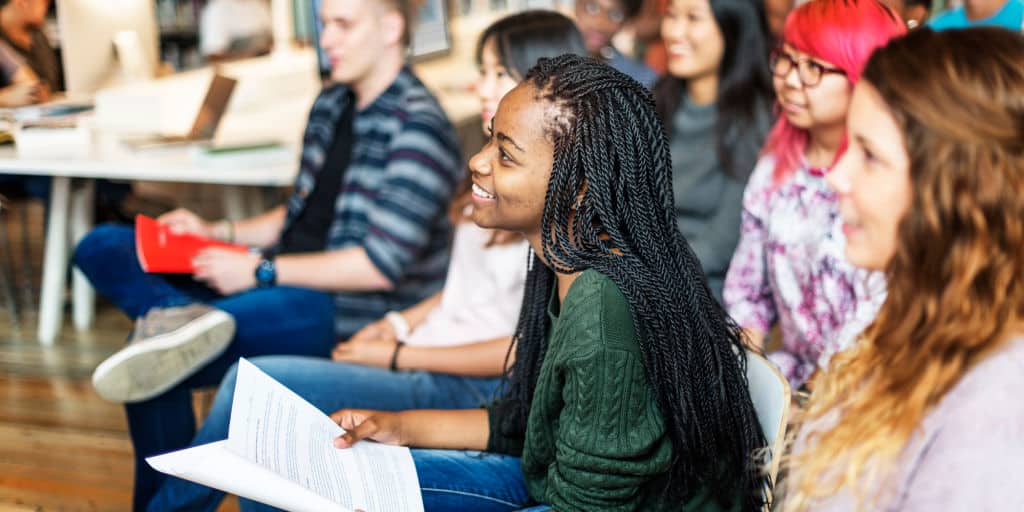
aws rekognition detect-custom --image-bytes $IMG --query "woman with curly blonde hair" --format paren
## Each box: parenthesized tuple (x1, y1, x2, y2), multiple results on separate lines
(783, 27, 1024, 511)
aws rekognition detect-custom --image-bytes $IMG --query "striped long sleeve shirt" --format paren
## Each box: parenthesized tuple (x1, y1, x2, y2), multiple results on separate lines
(278, 67, 462, 337)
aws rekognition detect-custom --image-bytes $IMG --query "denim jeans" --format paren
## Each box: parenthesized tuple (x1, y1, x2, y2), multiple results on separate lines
(73, 224, 339, 511)
(0, 175, 132, 205)
(234, 449, 533, 512)
(147, 356, 504, 511)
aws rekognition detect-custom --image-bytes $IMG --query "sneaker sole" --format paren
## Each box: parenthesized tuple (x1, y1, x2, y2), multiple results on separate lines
(91, 310, 236, 404)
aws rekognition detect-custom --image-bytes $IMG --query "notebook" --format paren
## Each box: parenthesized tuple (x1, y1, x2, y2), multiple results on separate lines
(135, 214, 247, 273)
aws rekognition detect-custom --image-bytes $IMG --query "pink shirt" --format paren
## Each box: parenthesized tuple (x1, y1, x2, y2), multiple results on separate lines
(403, 222, 529, 347)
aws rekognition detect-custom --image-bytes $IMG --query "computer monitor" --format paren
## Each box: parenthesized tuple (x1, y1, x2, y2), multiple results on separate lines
(55, 0, 160, 95)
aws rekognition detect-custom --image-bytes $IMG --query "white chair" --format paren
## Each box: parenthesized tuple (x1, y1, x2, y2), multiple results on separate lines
(745, 349, 791, 503)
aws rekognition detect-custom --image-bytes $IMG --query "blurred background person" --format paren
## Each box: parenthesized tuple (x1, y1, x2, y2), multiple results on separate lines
(723, 0, 905, 390)
(654, 0, 774, 302)
(929, 0, 1022, 30)
(574, 0, 659, 87)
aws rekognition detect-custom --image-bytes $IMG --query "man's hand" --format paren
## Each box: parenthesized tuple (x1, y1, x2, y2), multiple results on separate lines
(193, 248, 260, 295)
(330, 409, 407, 448)
(332, 336, 399, 368)
(158, 208, 216, 238)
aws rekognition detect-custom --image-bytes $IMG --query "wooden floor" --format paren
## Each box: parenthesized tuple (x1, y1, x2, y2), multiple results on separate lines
(0, 200, 237, 511)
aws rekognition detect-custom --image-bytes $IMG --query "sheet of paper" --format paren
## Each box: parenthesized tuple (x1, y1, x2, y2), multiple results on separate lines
(147, 441, 348, 512)
(226, 358, 424, 512)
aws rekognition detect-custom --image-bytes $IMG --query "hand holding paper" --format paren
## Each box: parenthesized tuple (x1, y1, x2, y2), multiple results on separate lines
(330, 409, 407, 449)
(147, 359, 424, 512)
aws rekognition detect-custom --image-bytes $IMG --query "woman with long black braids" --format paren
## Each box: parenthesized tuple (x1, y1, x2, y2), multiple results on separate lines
(332, 54, 769, 511)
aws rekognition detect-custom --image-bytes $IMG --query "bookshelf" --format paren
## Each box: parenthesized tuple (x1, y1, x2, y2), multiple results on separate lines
(156, 0, 206, 70)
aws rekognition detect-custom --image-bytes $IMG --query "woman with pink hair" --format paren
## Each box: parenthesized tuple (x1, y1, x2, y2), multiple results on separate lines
(723, 0, 904, 390)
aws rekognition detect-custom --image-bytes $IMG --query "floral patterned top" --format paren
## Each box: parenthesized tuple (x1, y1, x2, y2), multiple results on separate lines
(723, 155, 887, 389)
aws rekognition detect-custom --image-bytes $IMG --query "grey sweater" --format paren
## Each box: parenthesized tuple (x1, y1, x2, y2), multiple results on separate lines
(787, 335, 1024, 511)
(669, 97, 769, 302)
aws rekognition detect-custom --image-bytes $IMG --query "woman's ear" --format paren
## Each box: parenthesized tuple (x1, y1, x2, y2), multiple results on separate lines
(904, 5, 928, 28)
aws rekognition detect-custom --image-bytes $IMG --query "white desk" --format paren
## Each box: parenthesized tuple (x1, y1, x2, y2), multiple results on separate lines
(0, 121, 304, 345)
(0, 44, 490, 345)
(0, 48, 324, 345)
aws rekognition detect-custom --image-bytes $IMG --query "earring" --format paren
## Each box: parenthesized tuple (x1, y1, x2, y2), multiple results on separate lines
(907, 19, 919, 28)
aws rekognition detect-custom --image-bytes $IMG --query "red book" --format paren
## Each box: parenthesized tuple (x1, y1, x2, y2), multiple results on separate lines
(135, 214, 248, 273)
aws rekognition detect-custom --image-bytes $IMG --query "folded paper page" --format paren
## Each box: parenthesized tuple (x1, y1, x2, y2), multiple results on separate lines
(147, 358, 424, 512)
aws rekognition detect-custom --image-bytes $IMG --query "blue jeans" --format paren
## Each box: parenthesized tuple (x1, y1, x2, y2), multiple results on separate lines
(147, 356, 503, 511)
(412, 450, 534, 511)
(0, 174, 51, 200)
(236, 449, 536, 511)
(73, 224, 338, 511)
(0, 175, 132, 205)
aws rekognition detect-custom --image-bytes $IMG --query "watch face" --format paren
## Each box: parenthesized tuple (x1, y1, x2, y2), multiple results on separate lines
(256, 259, 276, 285)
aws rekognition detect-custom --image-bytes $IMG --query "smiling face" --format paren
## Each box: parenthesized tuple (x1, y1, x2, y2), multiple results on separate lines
(476, 37, 521, 135)
(828, 80, 912, 271)
(467, 83, 556, 239)
(662, 0, 725, 82)
(773, 44, 852, 131)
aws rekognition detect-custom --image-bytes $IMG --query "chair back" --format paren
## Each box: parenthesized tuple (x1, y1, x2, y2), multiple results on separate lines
(745, 350, 791, 484)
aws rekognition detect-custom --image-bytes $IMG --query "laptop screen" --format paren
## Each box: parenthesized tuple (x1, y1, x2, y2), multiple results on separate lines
(190, 75, 238, 139)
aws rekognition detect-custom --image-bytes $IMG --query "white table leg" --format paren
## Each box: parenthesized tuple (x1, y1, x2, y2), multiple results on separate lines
(246, 186, 267, 217)
(71, 179, 95, 330)
(38, 176, 71, 345)
(222, 185, 246, 220)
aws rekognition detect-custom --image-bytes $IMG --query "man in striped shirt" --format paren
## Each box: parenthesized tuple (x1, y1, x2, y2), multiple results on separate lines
(71, 0, 460, 508)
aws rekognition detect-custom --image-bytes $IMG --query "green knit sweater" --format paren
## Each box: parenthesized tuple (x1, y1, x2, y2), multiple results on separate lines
(487, 269, 729, 511)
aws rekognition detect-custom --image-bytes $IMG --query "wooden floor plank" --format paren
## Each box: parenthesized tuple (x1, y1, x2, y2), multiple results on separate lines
(0, 203, 240, 511)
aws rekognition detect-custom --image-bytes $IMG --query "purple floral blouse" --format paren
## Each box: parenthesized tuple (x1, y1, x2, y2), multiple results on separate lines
(723, 156, 887, 389)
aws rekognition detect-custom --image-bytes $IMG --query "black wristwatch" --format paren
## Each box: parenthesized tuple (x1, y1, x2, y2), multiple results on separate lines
(254, 254, 277, 288)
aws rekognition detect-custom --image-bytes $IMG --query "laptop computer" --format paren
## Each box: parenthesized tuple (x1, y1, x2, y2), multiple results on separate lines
(121, 74, 238, 150)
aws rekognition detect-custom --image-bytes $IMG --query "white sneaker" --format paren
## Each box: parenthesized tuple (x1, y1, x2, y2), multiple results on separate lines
(92, 304, 235, 403)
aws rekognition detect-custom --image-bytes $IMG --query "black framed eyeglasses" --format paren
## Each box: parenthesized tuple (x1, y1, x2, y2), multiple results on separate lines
(770, 49, 847, 87)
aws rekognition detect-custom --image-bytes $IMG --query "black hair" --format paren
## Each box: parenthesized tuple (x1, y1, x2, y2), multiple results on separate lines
(497, 54, 769, 510)
(653, 0, 775, 178)
(903, 0, 931, 10)
(475, 10, 588, 81)
(619, 0, 645, 19)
